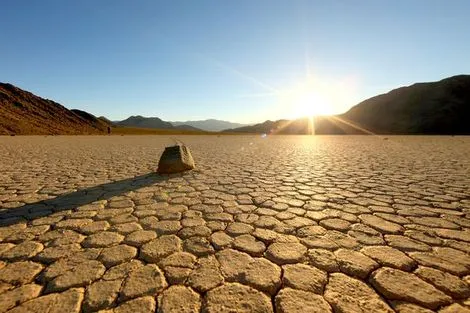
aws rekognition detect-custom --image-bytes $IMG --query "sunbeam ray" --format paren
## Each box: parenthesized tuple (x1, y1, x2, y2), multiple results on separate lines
(237, 92, 279, 99)
(327, 115, 378, 136)
(198, 55, 279, 93)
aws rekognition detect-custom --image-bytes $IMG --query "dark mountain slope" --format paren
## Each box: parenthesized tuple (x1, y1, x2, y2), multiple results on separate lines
(0, 83, 109, 135)
(342, 75, 470, 134)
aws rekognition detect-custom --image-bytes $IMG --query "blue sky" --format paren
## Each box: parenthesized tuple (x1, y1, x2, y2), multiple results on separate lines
(1, 1, 469, 123)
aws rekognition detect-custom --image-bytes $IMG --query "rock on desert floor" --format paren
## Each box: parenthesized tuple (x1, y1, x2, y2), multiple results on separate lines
(0, 135, 469, 313)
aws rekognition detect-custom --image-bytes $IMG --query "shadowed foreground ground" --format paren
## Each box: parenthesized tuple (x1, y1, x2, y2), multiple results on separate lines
(0, 135, 469, 313)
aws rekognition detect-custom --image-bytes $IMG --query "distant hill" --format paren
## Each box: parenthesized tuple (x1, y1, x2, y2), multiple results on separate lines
(115, 115, 174, 129)
(98, 116, 114, 125)
(71, 109, 112, 130)
(115, 115, 202, 131)
(171, 119, 250, 131)
(0, 83, 111, 135)
(225, 75, 470, 135)
(173, 124, 202, 131)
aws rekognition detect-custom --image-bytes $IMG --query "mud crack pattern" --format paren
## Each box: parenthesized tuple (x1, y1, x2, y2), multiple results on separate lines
(0, 135, 469, 312)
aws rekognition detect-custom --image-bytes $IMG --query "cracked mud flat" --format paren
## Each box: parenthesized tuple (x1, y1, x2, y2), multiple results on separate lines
(0, 135, 469, 313)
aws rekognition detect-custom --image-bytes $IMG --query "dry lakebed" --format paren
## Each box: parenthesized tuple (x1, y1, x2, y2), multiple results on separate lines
(0, 135, 469, 313)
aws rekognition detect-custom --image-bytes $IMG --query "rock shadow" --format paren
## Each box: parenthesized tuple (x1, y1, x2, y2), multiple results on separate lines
(0, 172, 169, 227)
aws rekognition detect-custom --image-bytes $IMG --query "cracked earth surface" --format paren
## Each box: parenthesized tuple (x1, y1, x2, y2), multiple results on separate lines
(0, 135, 469, 313)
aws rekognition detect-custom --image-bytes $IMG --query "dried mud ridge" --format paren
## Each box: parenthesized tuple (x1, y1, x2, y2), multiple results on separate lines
(0, 136, 469, 312)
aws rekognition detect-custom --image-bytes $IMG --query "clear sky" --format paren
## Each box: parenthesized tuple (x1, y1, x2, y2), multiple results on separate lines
(1, 1, 469, 123)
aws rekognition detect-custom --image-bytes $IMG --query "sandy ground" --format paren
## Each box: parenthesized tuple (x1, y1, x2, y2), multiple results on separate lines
(0, 135, 469, 312)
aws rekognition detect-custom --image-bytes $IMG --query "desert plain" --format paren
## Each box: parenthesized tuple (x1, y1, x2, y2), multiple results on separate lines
(0, 135, 469, 313)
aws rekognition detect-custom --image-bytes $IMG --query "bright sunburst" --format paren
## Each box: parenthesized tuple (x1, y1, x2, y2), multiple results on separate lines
(279, 78, 340, 118)
(291, 89, 331, 117)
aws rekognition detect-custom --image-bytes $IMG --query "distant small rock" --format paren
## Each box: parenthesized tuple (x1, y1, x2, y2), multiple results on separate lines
(157, 145, 195, 174)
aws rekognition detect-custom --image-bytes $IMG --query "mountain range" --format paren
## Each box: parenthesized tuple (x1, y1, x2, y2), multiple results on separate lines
(171, 119, 250, 132)
(113, 117, 250, 132)
(224, 75, 470, 135)
(1, 75, 469, 135)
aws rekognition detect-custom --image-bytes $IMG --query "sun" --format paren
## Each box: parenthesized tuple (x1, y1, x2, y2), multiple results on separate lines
(291, 89, 332, 117)
(278, 77, 350, 119)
